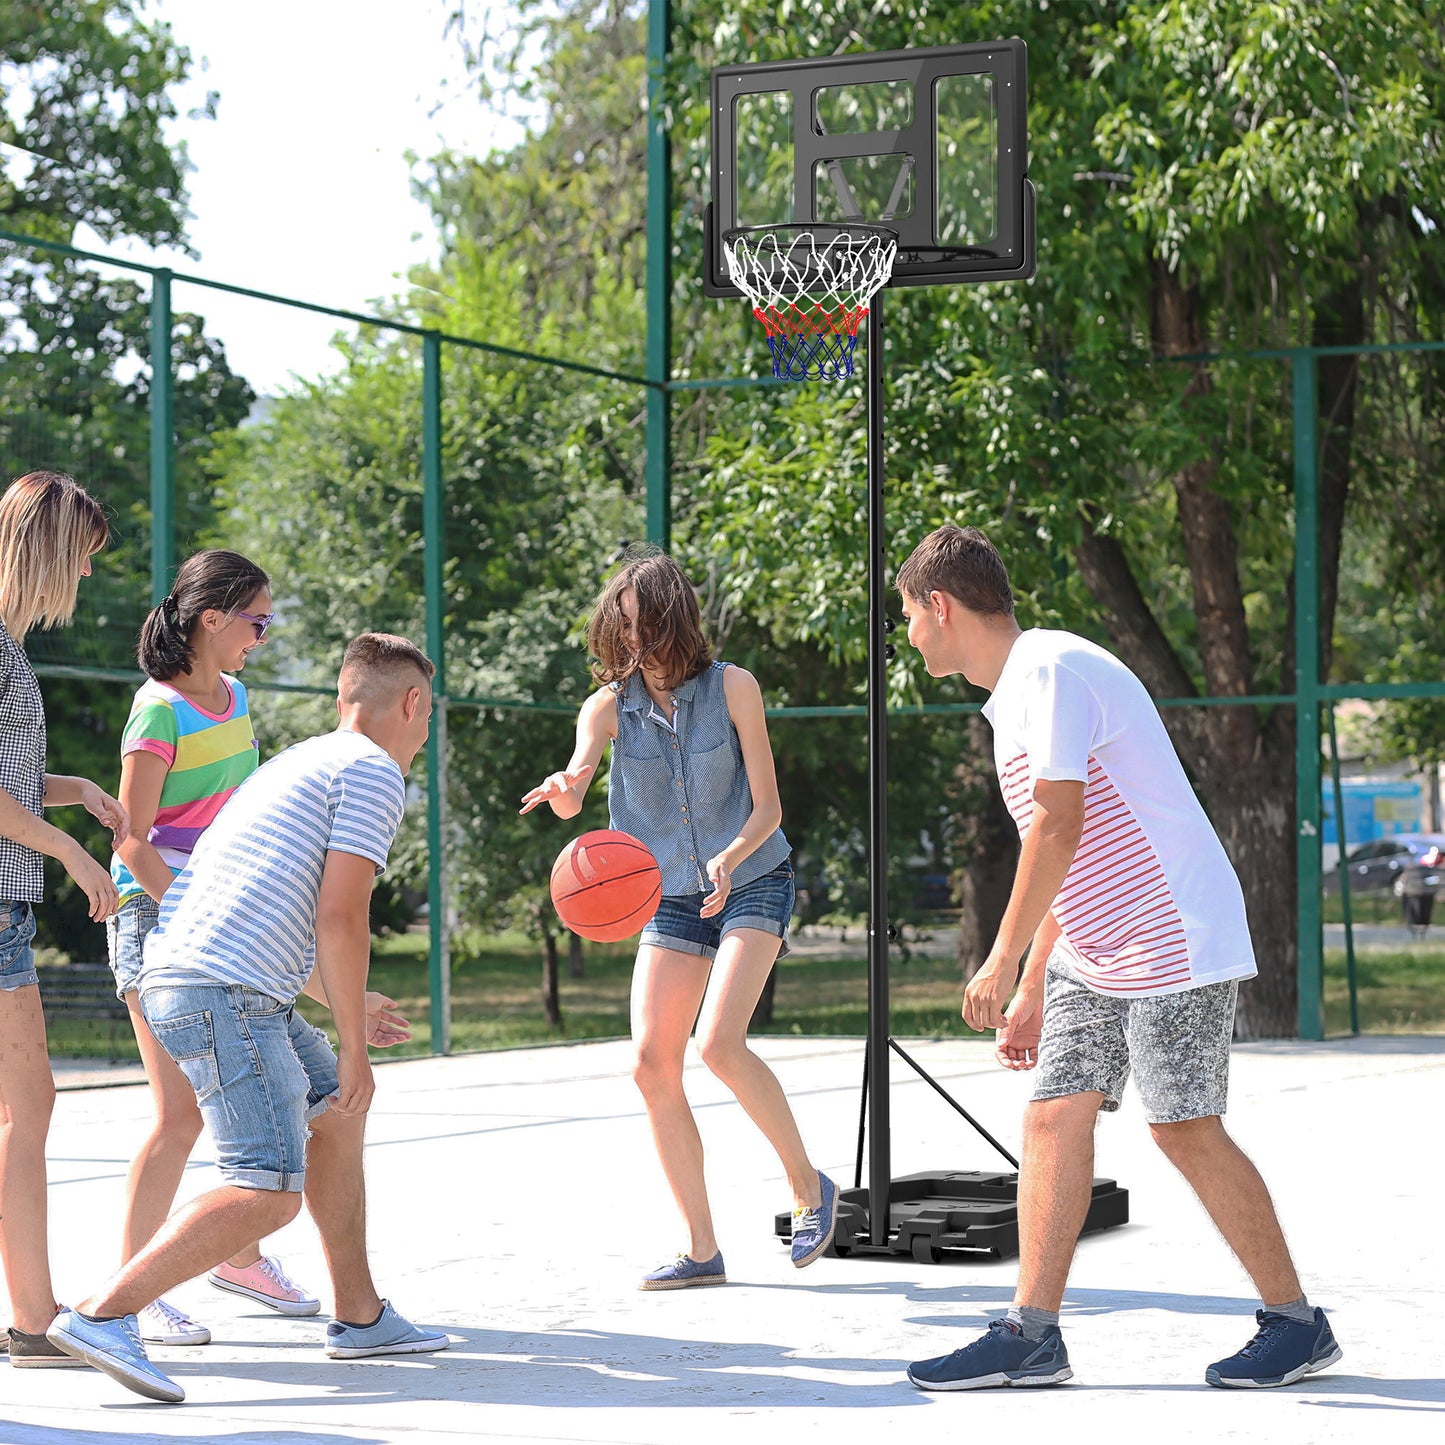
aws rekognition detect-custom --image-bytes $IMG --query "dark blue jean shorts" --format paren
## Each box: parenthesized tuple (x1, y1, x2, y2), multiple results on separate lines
(640, 862, 795, 960)
(0, 900, 38, 992)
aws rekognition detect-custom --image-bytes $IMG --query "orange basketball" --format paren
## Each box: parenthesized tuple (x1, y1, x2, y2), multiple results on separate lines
(550, 829, 662, 943)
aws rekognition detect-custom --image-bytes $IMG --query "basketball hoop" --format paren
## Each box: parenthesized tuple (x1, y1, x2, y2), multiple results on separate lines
(722, 223, 898, 382)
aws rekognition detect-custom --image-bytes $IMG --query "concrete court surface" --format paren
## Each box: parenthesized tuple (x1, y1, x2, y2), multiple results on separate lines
(6, 1032, 1444, 1445)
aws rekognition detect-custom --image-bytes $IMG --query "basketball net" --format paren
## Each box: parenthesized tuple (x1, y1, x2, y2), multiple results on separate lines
(723, 223, 898, 382)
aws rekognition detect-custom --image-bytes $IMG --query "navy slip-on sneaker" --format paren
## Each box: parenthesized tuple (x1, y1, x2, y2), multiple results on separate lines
(638, 1251, 727, 1291)
(790, 1171, 840, 1267)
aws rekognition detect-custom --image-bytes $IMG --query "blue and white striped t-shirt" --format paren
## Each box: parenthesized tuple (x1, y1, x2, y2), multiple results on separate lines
(139, 728, 407, 1001)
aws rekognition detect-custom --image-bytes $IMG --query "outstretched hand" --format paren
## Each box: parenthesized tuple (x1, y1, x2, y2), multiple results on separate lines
(519, 764, 594, 815)
(81, 780, 130, 847)
(365, 991, 411, 1048)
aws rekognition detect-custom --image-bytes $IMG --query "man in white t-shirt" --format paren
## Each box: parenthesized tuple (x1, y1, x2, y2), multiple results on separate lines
(49, 634, 448, 1403)
(895, 524, 1338, 1393)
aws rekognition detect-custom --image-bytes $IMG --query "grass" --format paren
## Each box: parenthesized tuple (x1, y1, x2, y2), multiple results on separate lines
(43, 928, 1445, 1061)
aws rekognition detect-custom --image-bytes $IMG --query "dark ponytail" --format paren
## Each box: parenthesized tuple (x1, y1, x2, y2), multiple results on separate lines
(137, 549, 271, 681)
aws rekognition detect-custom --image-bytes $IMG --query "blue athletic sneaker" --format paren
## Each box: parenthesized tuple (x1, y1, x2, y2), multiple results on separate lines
(908, 1319, 1073, 1390)
(324, 1300, 450, 1359)
(638, 1251, 727, 1291)
(790, 1171, 839, 1267)
(45, 1309, 184, 1403)
(1205, 1308, 1342, 1388)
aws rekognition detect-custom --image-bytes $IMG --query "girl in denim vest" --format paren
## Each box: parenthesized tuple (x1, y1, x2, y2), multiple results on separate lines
(522, 551, 838, 1288)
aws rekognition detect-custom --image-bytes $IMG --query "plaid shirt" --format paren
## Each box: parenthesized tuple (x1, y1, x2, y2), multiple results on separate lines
(0, 621, 47, 902)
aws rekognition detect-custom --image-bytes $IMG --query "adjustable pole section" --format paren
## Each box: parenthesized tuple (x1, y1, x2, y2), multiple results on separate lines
(865, 295, 891, 1247)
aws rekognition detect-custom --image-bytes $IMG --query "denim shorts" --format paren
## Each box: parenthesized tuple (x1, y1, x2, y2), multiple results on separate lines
(640, 862, 795, 960)
(106, 893, 161, 998)
(0, 900, 38, 992)
(1030, 952, 1238, 1124)
(140, 983, 340, 1192)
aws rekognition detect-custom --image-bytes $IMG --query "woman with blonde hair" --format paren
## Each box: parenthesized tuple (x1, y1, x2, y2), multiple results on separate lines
(0, 470, 129, 1366)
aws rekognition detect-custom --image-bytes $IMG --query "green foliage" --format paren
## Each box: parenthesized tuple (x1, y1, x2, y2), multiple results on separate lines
(0, 0, 205, 247)
(0, 6, 249, 955)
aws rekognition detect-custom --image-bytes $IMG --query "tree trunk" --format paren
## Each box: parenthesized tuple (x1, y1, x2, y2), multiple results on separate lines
(568, 930, 584, 979)
(1205, 712, 1298, 1039)
(953, 714, 1019, 983)
(750, 964, 778, 1028)
(541, 922, 563, 1029)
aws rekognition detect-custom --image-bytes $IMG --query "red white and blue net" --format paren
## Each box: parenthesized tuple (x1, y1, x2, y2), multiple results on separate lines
(722, 224, 898, 382)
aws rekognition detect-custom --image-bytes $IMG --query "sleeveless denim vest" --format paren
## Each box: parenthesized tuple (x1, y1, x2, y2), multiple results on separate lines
(608, 661, 791, 897)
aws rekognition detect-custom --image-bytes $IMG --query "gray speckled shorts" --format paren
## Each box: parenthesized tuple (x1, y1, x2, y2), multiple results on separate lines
(1031, 952, 1237, 1124)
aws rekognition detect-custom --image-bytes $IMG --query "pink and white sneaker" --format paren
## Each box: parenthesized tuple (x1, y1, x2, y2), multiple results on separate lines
(207, 1256, 321, 1317)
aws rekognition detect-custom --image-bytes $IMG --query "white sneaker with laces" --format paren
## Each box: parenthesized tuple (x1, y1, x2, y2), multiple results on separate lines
(137, 1296, 212, 1346)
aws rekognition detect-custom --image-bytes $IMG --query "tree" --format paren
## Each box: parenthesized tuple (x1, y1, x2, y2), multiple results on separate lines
(0, 1, 207, 247)
(664, 0, 1445, 1035)
(0, 4, 248, 955)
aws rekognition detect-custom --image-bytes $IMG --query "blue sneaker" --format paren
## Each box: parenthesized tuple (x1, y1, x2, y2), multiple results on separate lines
(324, 1300, 450, 1359)
(908, 1319, 1073, 1391)
(638, 1252, 727, 1291)
(790, 1171, 839, 1267)
(1205, 1308, 1342, 1388)
(45, 1309, 184, 1403)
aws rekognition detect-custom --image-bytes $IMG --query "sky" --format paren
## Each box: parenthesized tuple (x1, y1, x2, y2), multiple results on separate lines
(75, 0, 524, 393)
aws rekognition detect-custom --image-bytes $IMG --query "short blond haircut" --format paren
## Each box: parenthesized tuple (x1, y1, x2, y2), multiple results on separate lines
(0, 472, 109, 640)
(338, 632, 435, 710)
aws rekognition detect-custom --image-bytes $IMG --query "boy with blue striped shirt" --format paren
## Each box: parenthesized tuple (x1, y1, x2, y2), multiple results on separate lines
(50, 634, 446, 1403)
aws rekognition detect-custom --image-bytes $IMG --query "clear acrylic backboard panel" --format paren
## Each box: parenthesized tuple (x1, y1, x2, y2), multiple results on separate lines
(706, 41, 1034, 296)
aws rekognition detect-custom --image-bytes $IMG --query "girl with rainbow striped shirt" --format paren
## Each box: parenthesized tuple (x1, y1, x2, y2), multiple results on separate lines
(107, 549, 319, 1345)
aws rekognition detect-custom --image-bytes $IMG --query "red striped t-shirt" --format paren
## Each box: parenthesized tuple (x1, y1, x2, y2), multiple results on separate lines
(984, 630, 1256, 998)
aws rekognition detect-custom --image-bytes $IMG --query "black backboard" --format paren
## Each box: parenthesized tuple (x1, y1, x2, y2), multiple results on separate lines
(705, 40, 1034, 298)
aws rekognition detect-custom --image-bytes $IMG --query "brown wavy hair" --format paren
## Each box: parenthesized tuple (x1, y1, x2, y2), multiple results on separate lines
(588, 550, 712, 692)
(0, 471, 109, 640)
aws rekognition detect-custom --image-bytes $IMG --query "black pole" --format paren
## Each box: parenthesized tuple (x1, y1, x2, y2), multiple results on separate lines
(865, 294, 890, 1248)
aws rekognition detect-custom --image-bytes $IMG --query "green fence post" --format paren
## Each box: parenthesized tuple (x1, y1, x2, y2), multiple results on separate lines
(149, 269, 175, 605)
(422, 332, 450, 1055)
(1324, 704, 1360, 1034)
(1293, 349, 1325, 1040)
(644, 0, 672, 549)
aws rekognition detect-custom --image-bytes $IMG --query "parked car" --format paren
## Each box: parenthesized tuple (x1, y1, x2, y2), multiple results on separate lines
(1324, 833, 1445, 895)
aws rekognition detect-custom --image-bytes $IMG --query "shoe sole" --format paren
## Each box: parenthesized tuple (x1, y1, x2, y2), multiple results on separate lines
(10, 1353, 91, 1368)
(1205, 1344, 1343, 1389)
(139, 1328, 212, 1346)
(908, 1366, 1074, 1391)
(638, 1274, 728, 1291)
(44, 1323, 185, 1403)
(325, 1335, 451, 1360)
(207, 1274, 321, 1317)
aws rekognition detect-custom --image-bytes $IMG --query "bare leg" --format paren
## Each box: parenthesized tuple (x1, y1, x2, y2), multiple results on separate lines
(302, 1105, 381, 1323)
(694, 929, 821, 1211)
(1150, 1115, 1304, 1306)
(82, 1186, 300, 1319)
(121, 991, 263, 1271)
(630, 946, 716, 1259)
(1013, 1092, 1105, 1313)
(0, 983, 59, 1334)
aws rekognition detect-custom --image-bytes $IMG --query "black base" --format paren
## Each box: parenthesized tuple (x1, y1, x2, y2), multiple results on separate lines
(775, 1170, 1130, 1262)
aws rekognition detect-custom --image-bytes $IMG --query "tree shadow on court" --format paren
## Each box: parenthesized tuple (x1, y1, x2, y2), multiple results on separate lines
(108, 1324, 926, 1413)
